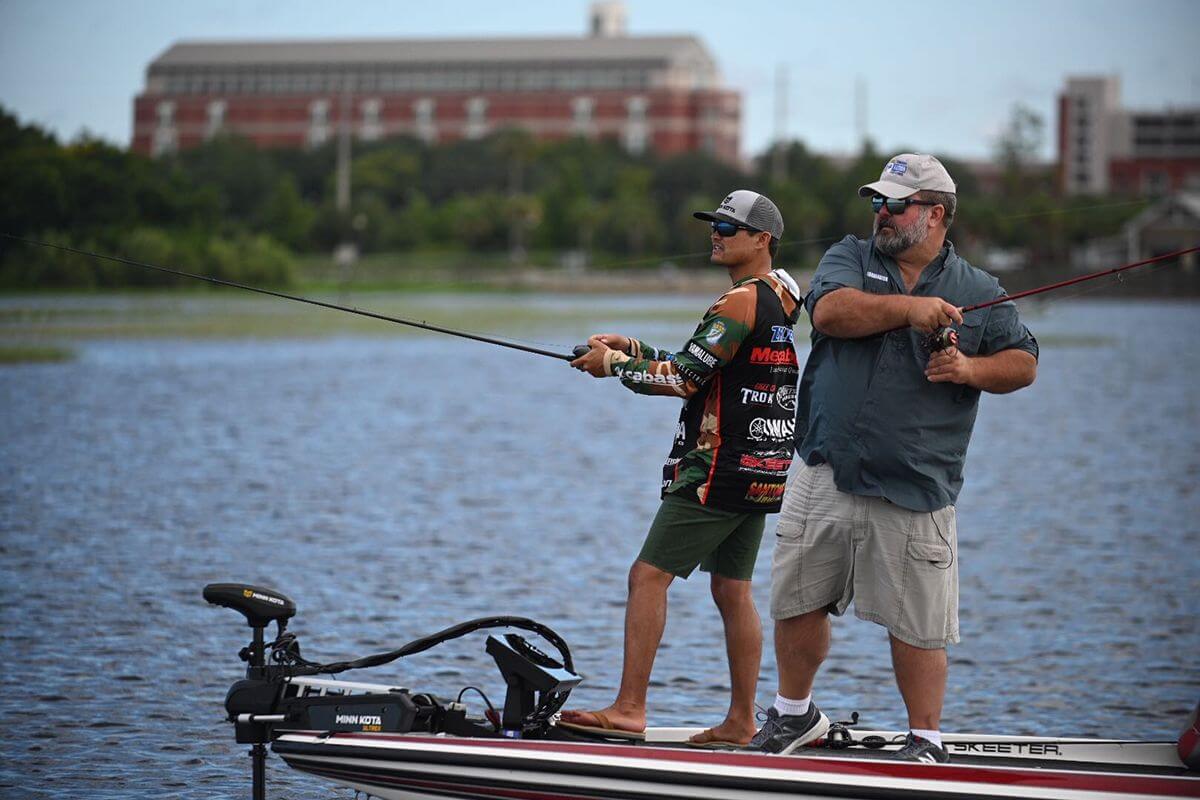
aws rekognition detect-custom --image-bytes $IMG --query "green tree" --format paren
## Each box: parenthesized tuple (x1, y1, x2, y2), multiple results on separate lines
(257, 175, 315, 249)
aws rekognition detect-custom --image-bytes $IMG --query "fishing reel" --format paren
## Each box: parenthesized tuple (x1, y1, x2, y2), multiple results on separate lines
(824, 712, 860, 750)
(921, 326, 958, 354)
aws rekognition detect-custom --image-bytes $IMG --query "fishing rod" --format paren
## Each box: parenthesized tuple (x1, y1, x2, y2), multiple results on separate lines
(0, 233, 578, 361)
(924, 244, 1199, 351)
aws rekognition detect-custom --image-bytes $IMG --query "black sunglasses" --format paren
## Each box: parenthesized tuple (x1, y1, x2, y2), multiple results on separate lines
(711, 220, 761, 237)
(870, 195, 940, 215)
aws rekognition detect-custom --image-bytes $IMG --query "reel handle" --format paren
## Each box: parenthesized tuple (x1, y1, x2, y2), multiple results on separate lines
(922, 327, 958, 353)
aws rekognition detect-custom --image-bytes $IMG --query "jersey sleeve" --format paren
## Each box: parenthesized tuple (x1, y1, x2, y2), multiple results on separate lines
(607, 284, 759, 397)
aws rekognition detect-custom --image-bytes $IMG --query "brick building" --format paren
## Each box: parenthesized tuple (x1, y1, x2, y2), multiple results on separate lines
(1058, 76, 1200, 196)
(131, 3, 740, 162)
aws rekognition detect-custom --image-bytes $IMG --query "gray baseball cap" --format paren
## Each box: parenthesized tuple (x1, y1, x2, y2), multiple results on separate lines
(858, 154, 957, 199)
(693, 190, 784, 239)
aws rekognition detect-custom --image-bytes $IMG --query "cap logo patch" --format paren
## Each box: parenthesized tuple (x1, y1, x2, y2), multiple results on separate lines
(887, 160, 908, 175)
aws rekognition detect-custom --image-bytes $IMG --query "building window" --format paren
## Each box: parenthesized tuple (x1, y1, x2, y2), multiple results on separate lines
(700, 106, 719, 154)
(465, 96, 488, 139)
(414, 98, 437, 143)
(205, 100, 226, 139)
(1141, 170, 1168, 196)
(308, 99, 331, 148)
(571, 96, 595, 136)
(152, 101, 177, 156)
(360, 98, 383, 141)
(623, 96, 648, 155)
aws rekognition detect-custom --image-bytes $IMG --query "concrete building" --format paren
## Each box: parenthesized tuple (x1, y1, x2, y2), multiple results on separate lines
(1057, 76, 1200, 196)
(131, 3, 739, 161)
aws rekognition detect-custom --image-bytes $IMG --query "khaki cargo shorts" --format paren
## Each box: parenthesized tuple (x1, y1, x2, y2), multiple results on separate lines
(769, 461, 960, 648)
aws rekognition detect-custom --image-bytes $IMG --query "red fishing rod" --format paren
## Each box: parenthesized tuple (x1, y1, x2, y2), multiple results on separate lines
(0, 233, 578, 361)
(925, 244, 1200, 351)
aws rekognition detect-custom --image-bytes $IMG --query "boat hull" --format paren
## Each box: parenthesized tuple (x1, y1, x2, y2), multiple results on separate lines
(273, 731, 1200, 800)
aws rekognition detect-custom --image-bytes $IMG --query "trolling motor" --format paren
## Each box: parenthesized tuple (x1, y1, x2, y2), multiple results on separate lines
(204, 582, 582, 800)
(203, 584, 297, 800)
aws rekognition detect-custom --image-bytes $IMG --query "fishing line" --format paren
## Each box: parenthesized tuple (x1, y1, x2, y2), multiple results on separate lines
(0, 233, 579, 361)
(992, 198, 1150, 221)
(999, 257, 1181, 308)
(583, 233, 843, 271)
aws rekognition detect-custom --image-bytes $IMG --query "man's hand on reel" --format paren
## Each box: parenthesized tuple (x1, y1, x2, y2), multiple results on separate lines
(925, 340, 975, 386)
(571, 334, 627, 377)
(906, 297, 963, 333)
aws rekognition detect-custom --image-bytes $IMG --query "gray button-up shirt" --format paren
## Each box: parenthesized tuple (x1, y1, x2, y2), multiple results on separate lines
(795, 236, 1038, 512)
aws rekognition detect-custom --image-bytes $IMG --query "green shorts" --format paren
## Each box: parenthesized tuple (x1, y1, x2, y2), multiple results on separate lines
(637, 495, 766, 580)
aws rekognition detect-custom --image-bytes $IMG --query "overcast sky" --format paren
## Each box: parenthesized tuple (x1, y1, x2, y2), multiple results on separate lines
(1, 0, 1197, 162)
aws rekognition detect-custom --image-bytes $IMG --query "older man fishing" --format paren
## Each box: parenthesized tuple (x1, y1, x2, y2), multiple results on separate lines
(749, 155, 1038, 763)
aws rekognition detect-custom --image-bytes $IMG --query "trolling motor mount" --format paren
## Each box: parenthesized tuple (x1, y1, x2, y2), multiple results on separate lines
(204, 582, 300, 800)
(205, 581, 582, 799)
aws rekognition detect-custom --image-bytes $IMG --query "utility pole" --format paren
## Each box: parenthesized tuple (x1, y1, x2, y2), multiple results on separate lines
(336, 89, 351, 213)
(855, 75, 868, 151)
(334, 86, 357, 298)
(771, 63, 788, 183)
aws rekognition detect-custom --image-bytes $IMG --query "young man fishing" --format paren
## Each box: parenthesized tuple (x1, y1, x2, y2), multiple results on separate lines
(750, 155, 1038, 762)
(563, 191, 802, 746)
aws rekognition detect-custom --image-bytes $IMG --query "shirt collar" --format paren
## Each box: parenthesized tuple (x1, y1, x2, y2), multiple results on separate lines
(872, 240, 957, 292)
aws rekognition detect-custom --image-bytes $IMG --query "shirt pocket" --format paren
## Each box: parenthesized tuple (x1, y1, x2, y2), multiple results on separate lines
(954, 312, 986, 356)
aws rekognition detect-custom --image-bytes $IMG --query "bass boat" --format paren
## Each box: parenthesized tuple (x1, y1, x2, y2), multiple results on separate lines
(205, 582, 1200, 800)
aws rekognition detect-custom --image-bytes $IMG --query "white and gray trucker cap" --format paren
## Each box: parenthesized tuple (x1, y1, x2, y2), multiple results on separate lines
(858, 154, 957, 199)
(693, 190, 784, 239)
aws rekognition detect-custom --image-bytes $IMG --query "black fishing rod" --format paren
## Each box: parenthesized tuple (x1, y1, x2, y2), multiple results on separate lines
(0, 233, 578, 361)
(924, 244, 1200, 350)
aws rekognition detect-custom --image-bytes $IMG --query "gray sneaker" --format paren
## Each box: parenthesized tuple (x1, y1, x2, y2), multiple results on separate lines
(892, 733, 950, 763)
(744, 705, 831, 754)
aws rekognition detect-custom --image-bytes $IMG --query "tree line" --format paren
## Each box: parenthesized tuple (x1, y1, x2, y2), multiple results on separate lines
(0, 104, 1144, 289)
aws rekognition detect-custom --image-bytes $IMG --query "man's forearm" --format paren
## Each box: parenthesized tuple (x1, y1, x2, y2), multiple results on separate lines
(812, 288, 915, 337)
(966, 349, 1037, 393)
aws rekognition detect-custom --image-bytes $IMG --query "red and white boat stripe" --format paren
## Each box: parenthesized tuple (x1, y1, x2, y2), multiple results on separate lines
(273, 732, 1200, 800)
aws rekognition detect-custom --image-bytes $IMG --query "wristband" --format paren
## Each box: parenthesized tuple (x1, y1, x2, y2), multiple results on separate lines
(603, 349, 632, 377)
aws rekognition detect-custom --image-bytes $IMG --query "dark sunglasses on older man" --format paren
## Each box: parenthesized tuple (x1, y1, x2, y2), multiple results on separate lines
(871, 194, 940, 215)
(711, 220, 761, 237)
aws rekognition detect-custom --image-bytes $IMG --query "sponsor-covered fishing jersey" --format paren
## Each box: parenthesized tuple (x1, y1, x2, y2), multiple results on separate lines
(604, 270, 802, 513)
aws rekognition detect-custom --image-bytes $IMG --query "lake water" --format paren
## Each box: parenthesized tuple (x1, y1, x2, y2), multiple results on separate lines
(1, 297, 1197, 798)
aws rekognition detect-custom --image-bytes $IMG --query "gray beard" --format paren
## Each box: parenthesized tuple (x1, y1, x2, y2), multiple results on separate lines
(874, 208, 930, 256)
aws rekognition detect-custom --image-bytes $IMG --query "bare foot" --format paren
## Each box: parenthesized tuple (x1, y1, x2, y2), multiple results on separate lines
(558, 705, 645, 734)
(688, 719, 757, 746)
